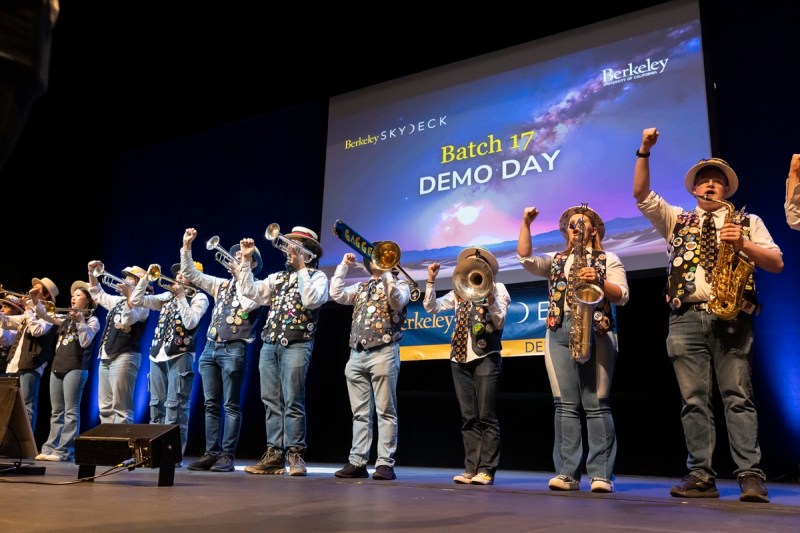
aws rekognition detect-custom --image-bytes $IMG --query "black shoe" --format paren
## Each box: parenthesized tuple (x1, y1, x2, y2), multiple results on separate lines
(669, 473, 720, 498)
(738, 472, 770, 503)
(372, 465, 396, 480)
(334, 463, 368, 479)
(210, 452, 235, 472)
(187, 453, 218, 471)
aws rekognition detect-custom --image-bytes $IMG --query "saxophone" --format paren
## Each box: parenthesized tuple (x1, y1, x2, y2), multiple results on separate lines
(695, 194, 755, 321)
(568, 216, 605, 364)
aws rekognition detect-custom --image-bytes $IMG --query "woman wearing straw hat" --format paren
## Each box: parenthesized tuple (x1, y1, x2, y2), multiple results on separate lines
(33, 280, 100, 462)
(517, 204, 629, 494)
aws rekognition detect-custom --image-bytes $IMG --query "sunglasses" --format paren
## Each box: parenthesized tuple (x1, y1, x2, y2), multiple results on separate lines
(568, 221, 591, 230)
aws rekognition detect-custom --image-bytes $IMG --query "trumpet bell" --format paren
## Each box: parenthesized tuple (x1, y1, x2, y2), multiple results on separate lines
(453, 256, 494, 302)
(147, 265, 161, 281)
(206, 235, 220, 250)
(372, 241, 401, 270)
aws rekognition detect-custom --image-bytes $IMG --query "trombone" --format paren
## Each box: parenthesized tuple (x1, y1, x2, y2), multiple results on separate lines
(332, 219, 421, 301)
(265, 223, 317, 264)
(206, 235, 238, 272)
(91, 262, 133, 294)
(147, 265, 197, 297)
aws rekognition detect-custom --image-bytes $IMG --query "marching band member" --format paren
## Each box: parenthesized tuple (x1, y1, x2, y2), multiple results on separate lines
(423, 246, 509, 486)
(180, 228, 263, 473)
(0, 277, 59, 429)
(517, 205, 628, 494)
(238, 227, 327, 477)
(33, 280, 99, 462)
(0, 295, 24, 373)
(634, 127, 782, 503)
(329, 251, 410, 481)
(87, 262, 150, 425)
(131, 262, 209, 458)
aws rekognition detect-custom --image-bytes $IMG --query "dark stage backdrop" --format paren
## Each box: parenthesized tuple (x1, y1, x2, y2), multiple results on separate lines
(2, 1, 799, 481)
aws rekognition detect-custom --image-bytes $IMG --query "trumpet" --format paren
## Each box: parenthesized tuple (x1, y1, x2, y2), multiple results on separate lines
(206, 235, 237, 272)
(147, 265, 197, 297)
(265, 223, 317, 264)
(49, 306, 94, 318)
(332, 219, 421, 301)
(91, 262, 133, 294)
(0, 284, 30, 301)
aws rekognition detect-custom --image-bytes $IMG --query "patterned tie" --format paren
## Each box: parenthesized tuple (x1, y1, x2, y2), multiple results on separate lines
(700, 212, 717, 273)
(452, 301, 471, 363)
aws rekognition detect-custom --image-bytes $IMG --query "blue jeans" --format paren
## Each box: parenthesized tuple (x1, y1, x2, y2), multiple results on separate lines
(344, 343, 400, 467)
(17, 370, 41, 429)
(546, 315, 618, 482)
(149, 353, 195, 454)
(451, 353, 502, 476)
(666, 309, 763, 480)
(259, 340, 313, 452)
(41, 369, 88, 460)
(198, 340, 246, 456)
(98, 352, 141, 424)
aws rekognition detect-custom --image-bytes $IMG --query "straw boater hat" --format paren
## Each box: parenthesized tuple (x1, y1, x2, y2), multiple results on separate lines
(456, 246, 500, 276)
(121, 266, 147, 280)
(559, 204, 606, 240)
(1, 295, 24, 313)
(31, 277, 59, 301)
(284, 226, 321, 247)
(684, 157, 739, 198)
(228, 244, 263, 275)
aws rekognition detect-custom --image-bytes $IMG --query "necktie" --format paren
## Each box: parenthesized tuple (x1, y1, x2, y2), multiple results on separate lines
(700, 212, 717, 273)
(452, 301, 471, 363)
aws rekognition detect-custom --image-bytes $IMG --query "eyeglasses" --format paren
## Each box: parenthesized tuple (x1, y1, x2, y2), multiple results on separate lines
(695, 176, 727, 186)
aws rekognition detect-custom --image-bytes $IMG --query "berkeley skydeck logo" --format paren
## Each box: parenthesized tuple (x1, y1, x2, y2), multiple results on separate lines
(602, 57, 669, 86)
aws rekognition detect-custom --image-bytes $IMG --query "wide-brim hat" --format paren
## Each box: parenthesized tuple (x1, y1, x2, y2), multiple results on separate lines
(31, 276, 59, 300)
(456, 246, 499, 276)
(1, 295, 24, 313)
(284, 226, 321, 248)
(171, 262, 203, 277)
(684, 157, 738, 198)
(121, 266, 147, 280)
(559, 204, 606, 240)
(70, 280, 96, 309)
(229, 244, 263, 276)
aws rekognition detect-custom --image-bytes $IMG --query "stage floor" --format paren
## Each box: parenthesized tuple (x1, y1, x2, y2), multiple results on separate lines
(1, 459, 799, 532)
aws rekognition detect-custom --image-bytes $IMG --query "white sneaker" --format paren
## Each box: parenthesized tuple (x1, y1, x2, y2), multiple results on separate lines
(35, 453, 48, 461)
(453, 472, 474, 484)
(549, 475, 580, 491)
(470, 472, 494, 485)
(590, 478, 614, 493)
(41, 454, 65, 462)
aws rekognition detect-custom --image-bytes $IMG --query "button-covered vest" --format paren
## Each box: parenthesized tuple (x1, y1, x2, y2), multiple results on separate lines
(100, 300, 146, 356)
(349, 278, 407, 350)
(452, 300, 503, 358)
(52, 318, 95, 373)
(208, 279, 259, 342)
(547, 249, 613, 335)
(16, 323, 58, 370)
(665, 210, 757, 310)
(150, 295, 199, 358)
(261, 270, 321, 346)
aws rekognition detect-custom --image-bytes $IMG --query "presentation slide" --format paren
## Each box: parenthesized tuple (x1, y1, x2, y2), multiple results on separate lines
(320, 0, 710, 290)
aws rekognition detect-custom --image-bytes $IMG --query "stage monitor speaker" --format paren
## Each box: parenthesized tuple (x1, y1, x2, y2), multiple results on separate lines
(74, 423, 181, 486)
(0, 376, 44, 475)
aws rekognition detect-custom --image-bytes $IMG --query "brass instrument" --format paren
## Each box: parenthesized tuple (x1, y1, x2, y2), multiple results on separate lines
(147, 265, 197, 297)
(265, 223, 317, 264)
(0, 284, 29, 301)
(452, 250, 494, 302)
(568, 214, 604, 364)
(205, 235, 238, 272)
(332, 219, 421, 301)
(695, 194, 755, 321)
(92, 262, 133, 294)
(49, 306, 94, 318)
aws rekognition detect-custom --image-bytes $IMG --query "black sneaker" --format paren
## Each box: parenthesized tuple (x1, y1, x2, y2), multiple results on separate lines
(738, 472, 770, 503)
(669, 473, 720, 498)
(372, 465, 396, 480)
(334, 463, 368, 478)
(187, 453, 219, 471)
(210, 452, 235, 472)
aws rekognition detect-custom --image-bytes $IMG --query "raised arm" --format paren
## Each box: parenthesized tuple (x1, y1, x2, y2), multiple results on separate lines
(633, 127, 659, 203)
